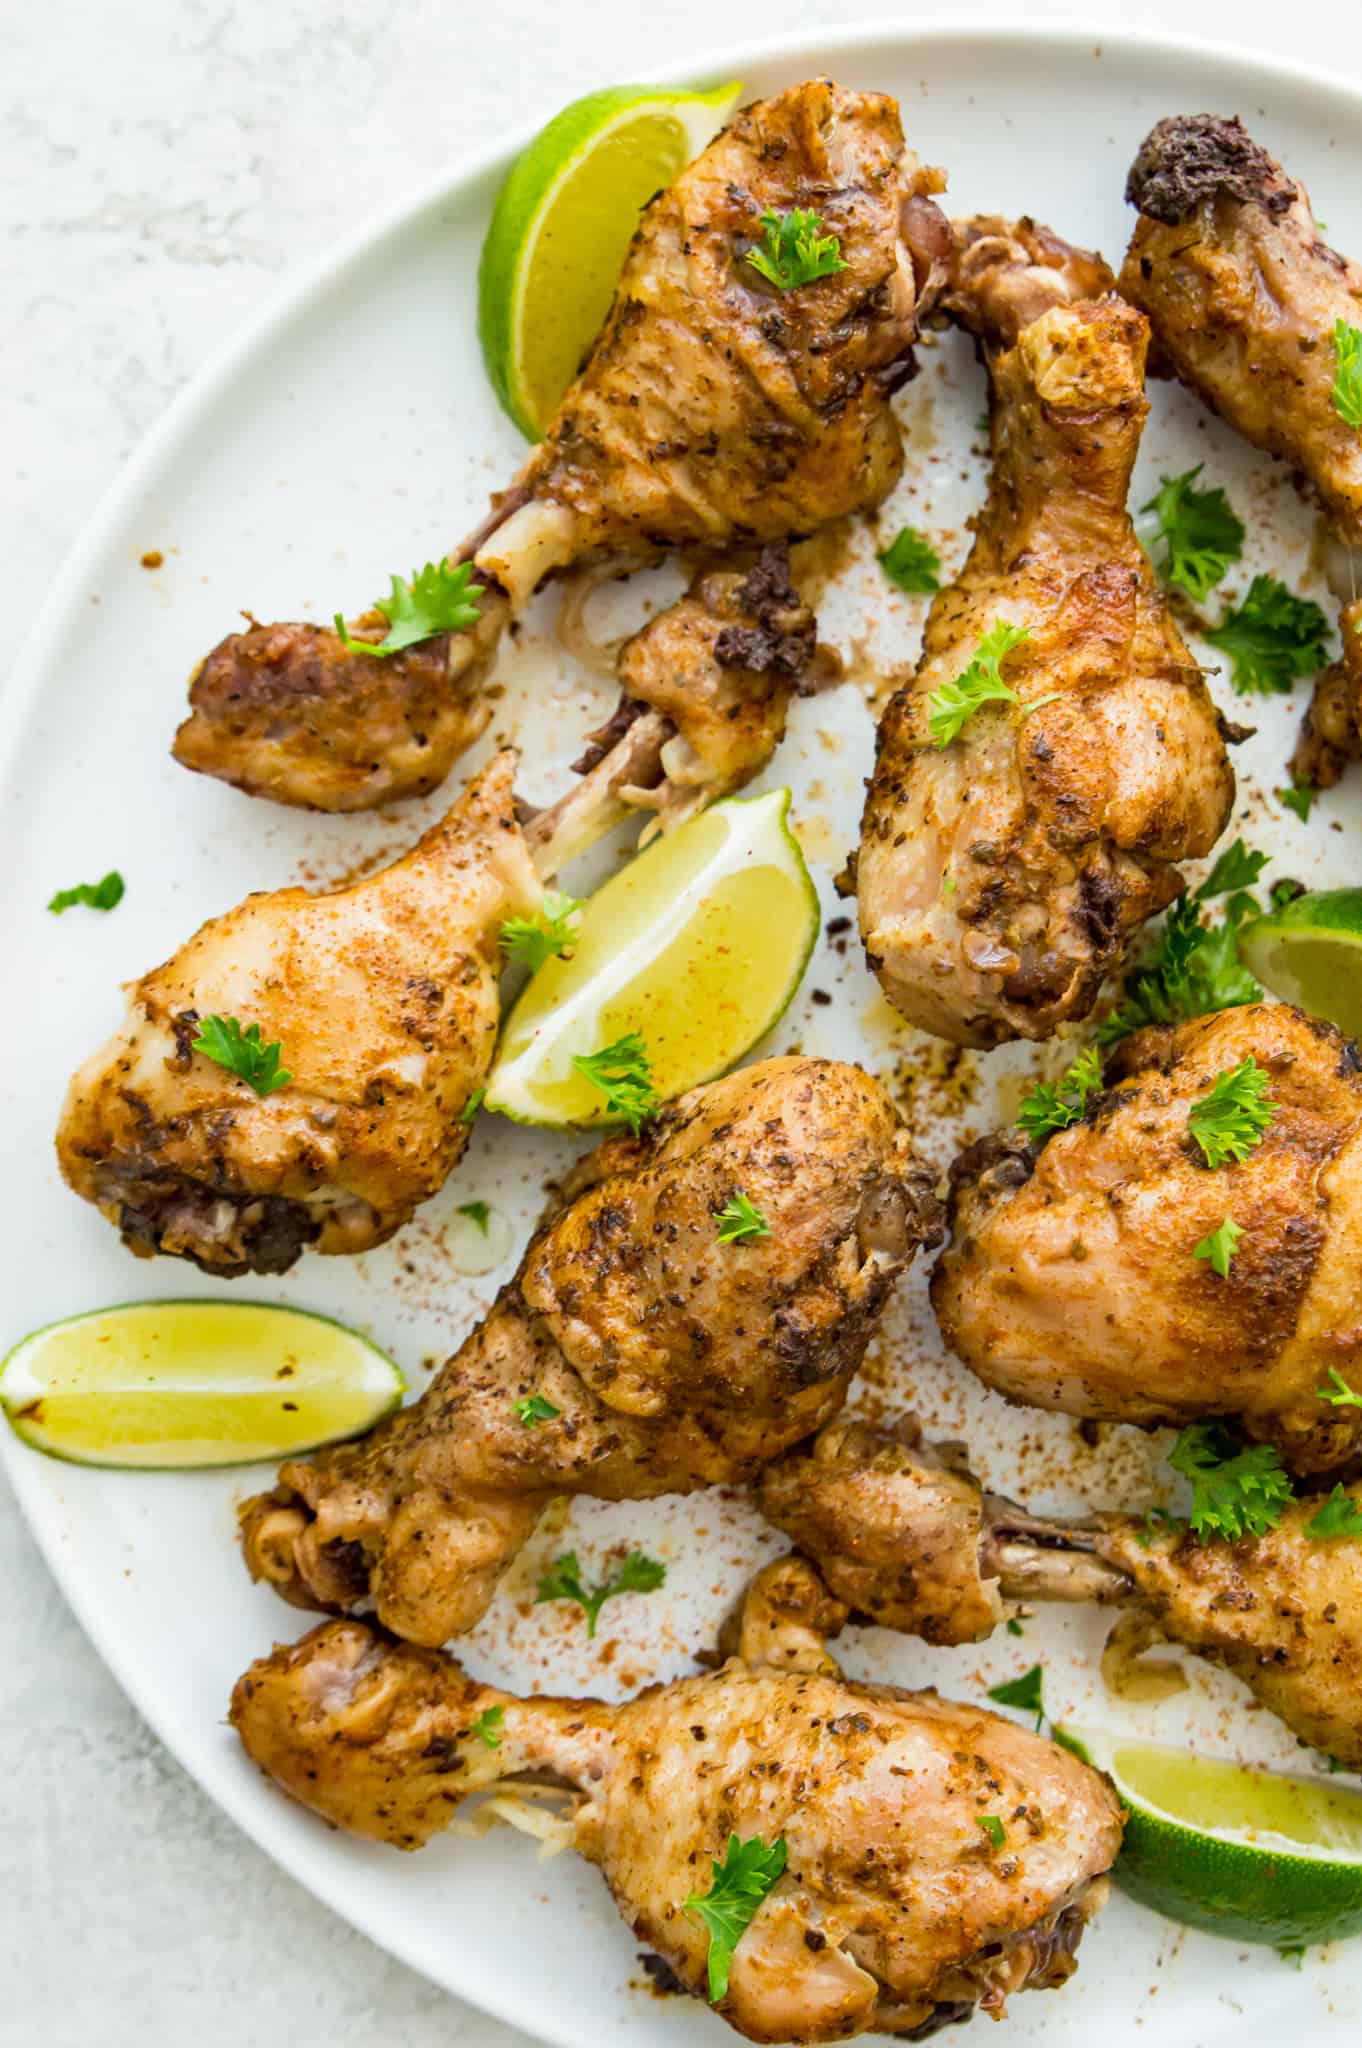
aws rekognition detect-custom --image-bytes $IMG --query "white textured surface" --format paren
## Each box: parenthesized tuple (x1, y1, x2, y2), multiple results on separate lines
(5, 3, 1362, 2042)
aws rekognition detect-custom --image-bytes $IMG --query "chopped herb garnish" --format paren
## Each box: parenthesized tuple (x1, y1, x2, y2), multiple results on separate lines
(1278, 781, 1317, 823)
(1096, 895, 1260, 1047)
(714, 1192, 771, 1245)
(1187, 1057, 1276, 1168)
(977, 1816, 1006, 1850)
(1306, 1485, 1362, 1540)
(987, 1664, 1045, 1730)
(1016, 1046, 1103, 1142)
(1333, 318, 1362, 429)
(535, 1548, 666, 1637)
(745, 208, 847, 291)
(1205, 575, 1330, 695)
(1193, 1214, 1243, 1278)
(683, 1834, 788, 2002)
(470, 1705, 505, 1750)
(336, 559, 482, 658)
(499, 890, 584, 974)
(460, 1088, 486, 1124)
(1318, 1368, 1362, 1408)
(1194, 839, 1268, 901)
(456, 1200, 492, 1235)
(1137, 1505, 1184, 1548)
(512, 1393, 561, 1428)
(878, 526, 941, 595)
(1140, 465, 1245, 602)
(1168, 1423, 1294, 1542)
(572, 1032, 659, 1135)
(48, 870, 124, 915)
(192, 1014, 291, 1097)
(928, 621, 1031, 747)
(1005, 1615, 1025, 1636)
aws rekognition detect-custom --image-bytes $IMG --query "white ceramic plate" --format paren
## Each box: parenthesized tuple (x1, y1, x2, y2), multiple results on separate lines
(6, 19, 1362, 2046)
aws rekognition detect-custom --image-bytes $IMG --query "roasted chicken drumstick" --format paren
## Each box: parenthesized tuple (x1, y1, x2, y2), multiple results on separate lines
(933, 1003, 1362, 1472)
(1119, 115, 1362, 787)
(760, 1413, 1362, 1768)
(174, 79, 949, 812)
(858, 218, 1233, 1046)
(240, 1055, 941, 1642)
(231, 1564, 1121, 2041)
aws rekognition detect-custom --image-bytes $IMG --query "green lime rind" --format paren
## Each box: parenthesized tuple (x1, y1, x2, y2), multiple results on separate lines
(1060, 1725, 1362, 1947)
(477, 81, 741, 439)
(1237, 889, 1362, 1039)
(0, 1298, 404, 1471)
(486, 786, 820, 1132)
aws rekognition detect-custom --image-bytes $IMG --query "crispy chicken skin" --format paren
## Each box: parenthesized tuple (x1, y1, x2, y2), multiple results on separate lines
(937, 213, 1116, 341)
(176, 81, 949, 812)
(56, 752, 537, 1276)
(239, 1056, 942, 1643)
(933, 1004, 1362, 1472)
(1120, 116, 1362, 785)
(230, 1571, 1120, 2041)
(858, 242, 1233, 1047)
(760, 1413, 1362, 1767)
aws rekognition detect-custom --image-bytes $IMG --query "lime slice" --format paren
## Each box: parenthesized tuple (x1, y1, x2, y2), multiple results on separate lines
(478, 79, 741, 438)
(0, 1300, 403, 1469)
(1237, 888, 1362, 1038)
(1060, 1725, 1362, 1946)
(486, 787, 818, 1129)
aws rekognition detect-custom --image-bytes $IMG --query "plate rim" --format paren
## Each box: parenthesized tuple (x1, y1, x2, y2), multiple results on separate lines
(10, 13, 1362, 2036)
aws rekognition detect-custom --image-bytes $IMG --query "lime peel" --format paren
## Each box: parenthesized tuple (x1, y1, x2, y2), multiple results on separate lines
(1238, 888, 1362, 1040)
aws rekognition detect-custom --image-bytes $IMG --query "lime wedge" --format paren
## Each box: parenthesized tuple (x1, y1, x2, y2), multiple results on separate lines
(1059, 1725, 1362, 1946)
(0, 1300, 403, 1469)
(478, 79, 742, 438)
(486, 787, 818, 1129)
(1237, 888, 1362, 1038)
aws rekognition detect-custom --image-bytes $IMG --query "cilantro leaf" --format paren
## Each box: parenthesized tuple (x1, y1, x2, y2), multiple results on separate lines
(336, 559, 482, 658)
(535, 1548, 666, 1637)
(977, 1816, 1006, 1849)
(1168, 1423, 1294, 1541)
(928, 621, 1031, 747)
(456, 1200, 491, 1235)
(683, 1834, 788, 2002)
(1193, 1214, 1243, 1278)
(1317, 1368, 1362, 1408)
(878, 527, 941, 595)
(512, 1393, 560, 1428)
(1140, 465, 1245, 602)
(1016, 1046, 1103, 1142)
(469, 1705, 505, 1750)
(987, 1664, 1045, 1730)
(1306, 1485, 1362, 1540)
(714, 1193, 771, 1245)
(1205, 576, 1329, 694)
(745, 209, 847, 291)
(1333, 318, 1362, 429)
(48, 870, 125, 915)
(1278, 781, 1317, 823)
(572, 1032, 659, 1135)
(1194, 839, 1268, 901)
(499, 890, 584, 974)
(1187, 1057, 1276, 1168)
(191, 1014, 291, 1097)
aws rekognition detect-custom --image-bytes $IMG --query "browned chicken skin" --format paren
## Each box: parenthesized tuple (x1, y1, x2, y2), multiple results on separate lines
(933, 1004, 1362, 1472)
(858, 222, 1233, 1046)
(239, 1056, 942, 1643)
(174, 80, 949, 812)
(230, 1566, 1121, 2041)
(760, 1413, 1362, 1767)
(1119, 115, 1362, 784)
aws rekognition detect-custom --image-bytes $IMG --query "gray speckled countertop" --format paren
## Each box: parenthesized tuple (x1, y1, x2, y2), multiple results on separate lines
(4, 1, 1359, 2039)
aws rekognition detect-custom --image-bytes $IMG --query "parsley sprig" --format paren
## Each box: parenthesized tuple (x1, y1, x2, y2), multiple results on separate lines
(499, 890, 584, 974)
(1332, 318, 1362, 429)
(878, 527, 941, 595)
(1095, 894, 1261, 1047)
(987, 1664, 1045, 1730)
(1279, 781, 1317, 823)
(1205, 575, 1329, 694)
(1168, 1423, 1294, 1541)
(1307, 1486, 1362, 1539)
(535, 1549, 666, 1637)
(683, 1834, 788, 2001)
(512, 1393, 560, 1428)
(928, 621, 1031, 747)
(336, 559, 482, 658)
(1016, 1047, 1103, 1142)
(1140, 466, 1245, 602)
(745, 209, 846, 291)
(469, 1705, 505, 1750)
(192, 1014, 291, 1097)
(1318, 1369, 1362, 1409)
(1194, 839, 1268, 901)
(714, 1193, 771, 1245)
(49, 871, 124, 915)
(1187, 1057, 1276, 1168)
(1193, 1214, 1243, 1278)
(572, 1032, 659, 1135)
